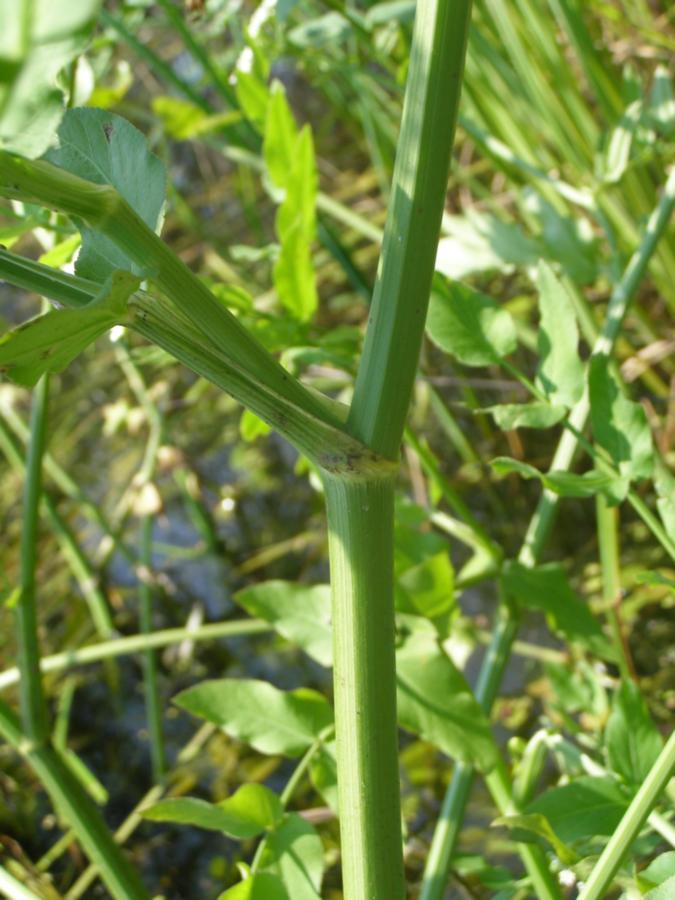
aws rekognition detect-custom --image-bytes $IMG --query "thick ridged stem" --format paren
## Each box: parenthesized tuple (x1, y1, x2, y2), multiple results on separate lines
(322, 472, 404, 900)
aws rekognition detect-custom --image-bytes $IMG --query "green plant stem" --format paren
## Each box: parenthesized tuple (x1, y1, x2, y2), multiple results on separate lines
(421, 165, 675, 900)
(16, 374, 50, 745)
(347, 0, 472, 459)
(139, 518, 166, 781)
(0, 620, 271, 692)
(322, 472, 404, 899)
(0, 866, 42, 900)
(596, 493, 635, 681)
(579, 730, 675, 900)
(0, 700, 149, 900)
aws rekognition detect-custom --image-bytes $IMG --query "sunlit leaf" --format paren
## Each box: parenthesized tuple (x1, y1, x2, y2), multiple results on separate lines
(435, 210, 539, 279)
(525, 776, 630, 844)
(218, 874, 289, 900)
(0, 270, 138, 385)
(234, 582, 332, 667)
(534, 262, 584, 407)
(259, 814, 324, 900)
(45, 108, 166, 281)
(605, 680, 663, 786)
(482, 402, 567, 430)
(263, 82, 298, 192)
(426, 280, 517, 367)
(396, 628, 498, 771)
(589, 354, 654, 483)
(174, 679, 333, 757)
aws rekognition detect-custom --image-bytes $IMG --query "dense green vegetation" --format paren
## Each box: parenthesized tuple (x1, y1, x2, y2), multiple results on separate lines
(0, 1, 673, 898)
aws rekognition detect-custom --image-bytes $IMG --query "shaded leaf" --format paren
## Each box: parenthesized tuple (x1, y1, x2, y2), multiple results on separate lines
(640, 853, 675, 893)
(589, 354, 653, 482)
(502, 561, 609, 655)
(426, 280, 517, 367)
(395, 629, 498, 771)
(491, 457, 617, 499)
(234, 582, 332, 667)
(525, 191, 597, 285)
(0, 270, 138, 385)
(534, 262, 584, 407)
(605, 680, 663, 786)
(397, 552, 455, 624)
(309, 739, 338, 813)
(45, 108, 166, 281)
(259, 814, 324, 900)
(174, 679, 333, 757)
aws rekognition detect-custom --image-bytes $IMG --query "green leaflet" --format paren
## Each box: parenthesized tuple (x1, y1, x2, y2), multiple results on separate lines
(395, 627, 498, 772)
(218, 875, 289, 900)
(493, 813, 577, 865)
(0, 270, 139, 386)
(234, 582, 333, 667)
(174, 679, 333, 757)
(589, 353, 654, 483)
(490, 457, 618, 499)
(525, 776, 630, 845)
(534, 262, 584, 408)
(272, 126, 318, 322)
(502, 561, 609, 655)
(143, 784, 283, 839)
(263, 82, 298, 194)
(482, 402, 567, 430)
(605, 680, 663, 787)
(0, 0, 100, 157)
(258, 814, 324, 900)
(44, 108, 166, 282)
(426, 280, 517, 367)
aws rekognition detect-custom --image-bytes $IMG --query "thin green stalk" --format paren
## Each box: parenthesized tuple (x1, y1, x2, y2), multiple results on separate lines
(16, 374, 50, 745)
(0, 866, 42, 900)
(0, 620, 271, 692)
(0, 700, 149, 900)
(596, 493, 635, 681)
(139, 518, 165, 781)
(421, 166, 675, 900)
(579, 731, 675, 900)
(347, 0, 473, 459)
(322, 472, 404, 899)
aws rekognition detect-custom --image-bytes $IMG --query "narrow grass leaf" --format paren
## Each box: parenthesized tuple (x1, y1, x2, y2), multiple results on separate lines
(426, 280, 517, 367)
(648, 66, 675, 136)
(604, 100, 643, 183)
(395, 629, 498, 771)
(218, 874, 289, 900)
(605, 680, 663, 786)
(45, 108, 166, 281)
(0, 270, 139, 385)
(535, 261, 584, 407)
(174, 679, 333, 757)
(259, 813, 324, 900)
(589, 354, 654, 482)
(234, 582, 332, 667)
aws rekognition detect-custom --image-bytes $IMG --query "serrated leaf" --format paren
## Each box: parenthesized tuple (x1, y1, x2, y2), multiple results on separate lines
(174, 679, 333, 757)
(0, 0, 101, 157)
(493, 813, 577, 865)
(259, 813, 323, 900)
(535, 262, 584, 407)
(395, 630, 498, 771)
(273, 125, 318, 322)
(483, 402, 567, 430)
(234, 582, 332, 667)
(605, 680, 663, 786)
(426, 281, 517, 367)
(0, 270, 138, 385)
(264, 82, 297, 192)
(218, 874, 289, 900)
(525, 776, 630, 844)
(589, 354, 654, 482)
(502, 561, 609, 655)
(143, 784, 283, 839)
(44, 108, 166, 281)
